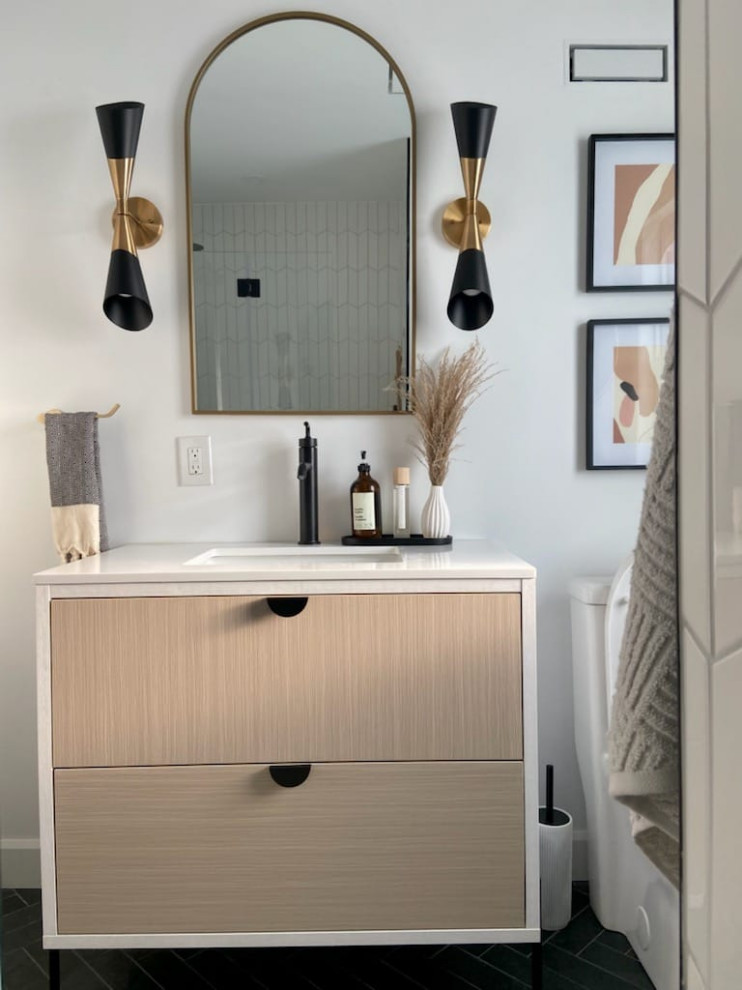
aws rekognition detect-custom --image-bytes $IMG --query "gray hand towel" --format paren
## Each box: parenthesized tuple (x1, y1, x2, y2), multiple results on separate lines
(45, 412, 109, 562)
(608, 321, 679, 888)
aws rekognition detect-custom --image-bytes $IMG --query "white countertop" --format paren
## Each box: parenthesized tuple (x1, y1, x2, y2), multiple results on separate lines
(34, 540, 536, 585)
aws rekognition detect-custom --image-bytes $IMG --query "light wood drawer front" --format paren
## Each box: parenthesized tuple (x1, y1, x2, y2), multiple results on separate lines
(54, 761, 524, 935)
(51, 593, 522, 767)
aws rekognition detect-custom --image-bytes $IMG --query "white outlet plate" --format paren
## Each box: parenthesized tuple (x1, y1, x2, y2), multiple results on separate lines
(177, 436, 213, 486)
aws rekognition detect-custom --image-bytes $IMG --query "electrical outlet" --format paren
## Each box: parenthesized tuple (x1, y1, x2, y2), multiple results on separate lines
(187, 446, 203, 476)
(177, 436, 213, 486)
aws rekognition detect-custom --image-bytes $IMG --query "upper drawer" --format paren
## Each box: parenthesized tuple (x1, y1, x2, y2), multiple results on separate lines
(51, 593, 522, 767)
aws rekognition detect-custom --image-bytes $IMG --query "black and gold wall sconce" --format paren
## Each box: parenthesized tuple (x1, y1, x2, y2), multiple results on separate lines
(442, 101, 497, 331)
(95, 101, 163, 331)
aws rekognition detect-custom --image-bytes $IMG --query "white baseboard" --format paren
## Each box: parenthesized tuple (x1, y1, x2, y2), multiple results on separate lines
(572, 829, 588, 881)
(1, 839, 41, 888)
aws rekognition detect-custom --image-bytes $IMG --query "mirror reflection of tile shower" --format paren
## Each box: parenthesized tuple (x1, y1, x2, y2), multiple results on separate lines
(193, 198, 407, 411)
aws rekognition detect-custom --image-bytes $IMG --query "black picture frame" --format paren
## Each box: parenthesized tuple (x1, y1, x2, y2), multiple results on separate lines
(586, 317, 671, 470)
(586, 133, 676, 292)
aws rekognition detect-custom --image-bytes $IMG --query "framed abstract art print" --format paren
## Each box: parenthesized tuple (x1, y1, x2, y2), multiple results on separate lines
(586, 134, 675, 291)
(586, 317, 670, 469)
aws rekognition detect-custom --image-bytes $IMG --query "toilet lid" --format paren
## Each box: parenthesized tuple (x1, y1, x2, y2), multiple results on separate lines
(605, 553, 634, 721)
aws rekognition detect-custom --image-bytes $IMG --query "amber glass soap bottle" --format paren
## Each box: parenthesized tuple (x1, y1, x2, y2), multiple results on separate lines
(350, 451, 382, 539)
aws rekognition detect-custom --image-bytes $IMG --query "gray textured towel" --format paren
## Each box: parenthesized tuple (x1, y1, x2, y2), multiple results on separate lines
(608, 322, 679, 888)
(45, 412, 109, 561)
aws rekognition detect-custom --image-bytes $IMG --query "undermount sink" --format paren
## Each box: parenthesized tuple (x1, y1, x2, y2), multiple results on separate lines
(184, 545, 402, 568)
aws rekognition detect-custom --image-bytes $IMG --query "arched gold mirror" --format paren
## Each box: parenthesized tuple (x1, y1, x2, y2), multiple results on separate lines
(186, 12, 415, 414)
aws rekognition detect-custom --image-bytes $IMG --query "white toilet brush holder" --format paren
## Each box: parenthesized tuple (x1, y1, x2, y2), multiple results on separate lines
(539, 807, 573, 931)
(539, 764, 573, 931)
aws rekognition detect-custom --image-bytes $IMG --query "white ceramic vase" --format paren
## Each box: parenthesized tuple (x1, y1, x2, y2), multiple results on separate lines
(420, 485, 450, 539)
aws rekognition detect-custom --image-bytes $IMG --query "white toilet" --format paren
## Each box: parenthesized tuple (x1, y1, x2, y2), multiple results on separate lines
(570, 556, 679, 990)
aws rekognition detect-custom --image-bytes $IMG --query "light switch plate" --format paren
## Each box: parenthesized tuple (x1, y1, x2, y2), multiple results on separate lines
(177, 435, 213, 486)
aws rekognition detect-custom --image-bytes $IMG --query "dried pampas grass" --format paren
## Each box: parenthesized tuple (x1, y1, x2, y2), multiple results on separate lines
(401, 341, 498, 485)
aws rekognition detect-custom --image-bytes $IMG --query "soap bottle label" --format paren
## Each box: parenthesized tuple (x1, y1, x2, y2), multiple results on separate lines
(352, 492, 376, 530)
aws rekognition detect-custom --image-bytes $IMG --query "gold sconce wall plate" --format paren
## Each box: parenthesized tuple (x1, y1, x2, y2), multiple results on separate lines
(442, 198, 491, 248)
(113, 196, 164, 250)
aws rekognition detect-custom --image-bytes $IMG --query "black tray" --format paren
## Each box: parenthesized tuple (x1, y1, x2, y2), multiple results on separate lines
(341, 534, 452, 546)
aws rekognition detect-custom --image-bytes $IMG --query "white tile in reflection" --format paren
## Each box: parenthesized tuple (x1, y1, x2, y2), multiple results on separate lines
(357, 201, 368, 233)
(194, 197, 406, 411)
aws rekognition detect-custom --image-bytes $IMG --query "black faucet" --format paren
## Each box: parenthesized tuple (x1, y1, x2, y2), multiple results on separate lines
(297, 421, 320, 545)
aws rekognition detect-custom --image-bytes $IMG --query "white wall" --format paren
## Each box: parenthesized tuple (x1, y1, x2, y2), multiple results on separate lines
(0, 0, 673, 884)
(678, 0, 742, 985)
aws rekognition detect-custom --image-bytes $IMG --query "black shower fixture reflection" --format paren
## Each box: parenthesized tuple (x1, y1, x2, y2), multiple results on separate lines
(95, 101, 163, 331)
(442, 101, 497, 332)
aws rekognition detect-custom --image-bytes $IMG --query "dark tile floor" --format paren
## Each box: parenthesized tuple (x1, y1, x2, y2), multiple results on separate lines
(2, 884, 655, 989)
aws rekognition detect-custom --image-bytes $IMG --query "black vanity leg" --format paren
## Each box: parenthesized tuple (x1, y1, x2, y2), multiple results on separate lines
(531, 938, 543, 990)
(49, 949, 61, 990)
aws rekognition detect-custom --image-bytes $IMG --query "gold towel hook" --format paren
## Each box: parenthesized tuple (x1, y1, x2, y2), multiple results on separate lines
(36, 403, 120, 424)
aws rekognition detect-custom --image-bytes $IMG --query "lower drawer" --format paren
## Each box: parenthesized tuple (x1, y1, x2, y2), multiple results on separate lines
(54, 761, 524, 935)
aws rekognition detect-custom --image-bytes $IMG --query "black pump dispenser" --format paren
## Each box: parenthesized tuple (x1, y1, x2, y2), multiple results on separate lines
(297, 421, 319, 545)
(299, 421, 316, 450)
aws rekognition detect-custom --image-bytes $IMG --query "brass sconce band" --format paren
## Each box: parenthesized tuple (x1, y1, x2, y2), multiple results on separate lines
(111, 213, 138, 255)
(107, 158, 135, 206)
(459, 211, 484, 253)
(459, 157, 486, 203)
(106, 157, 163, 255)
(442, 158, 490, 249)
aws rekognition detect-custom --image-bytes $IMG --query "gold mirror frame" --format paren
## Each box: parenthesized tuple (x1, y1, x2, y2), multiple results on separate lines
(184, 11, 417, 415)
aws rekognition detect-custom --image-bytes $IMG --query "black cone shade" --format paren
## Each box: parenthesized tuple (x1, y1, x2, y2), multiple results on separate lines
(103, 249, 152, 331)
(95, 102, 144, 159)
(447, 248, 493, 331)
(451, 102, 497, 160)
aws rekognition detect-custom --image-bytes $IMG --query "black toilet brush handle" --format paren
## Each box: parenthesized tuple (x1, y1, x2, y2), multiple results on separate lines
(546, 764, 554, 826)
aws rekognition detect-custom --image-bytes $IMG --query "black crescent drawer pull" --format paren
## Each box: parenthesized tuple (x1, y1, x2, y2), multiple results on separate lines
(266, 597, 308, 617)
(269, 764, 311, 788)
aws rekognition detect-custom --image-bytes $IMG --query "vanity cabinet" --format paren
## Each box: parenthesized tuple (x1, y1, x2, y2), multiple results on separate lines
(36, 543, 539, 950)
